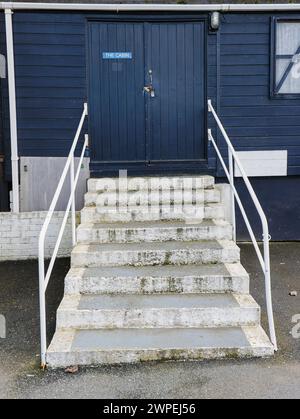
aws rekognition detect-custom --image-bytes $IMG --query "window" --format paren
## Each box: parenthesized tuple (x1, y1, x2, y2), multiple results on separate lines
(272, 19, 300, 96)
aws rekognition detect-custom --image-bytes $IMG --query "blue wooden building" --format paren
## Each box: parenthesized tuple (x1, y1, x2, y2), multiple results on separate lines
(0, 1, 300, 239)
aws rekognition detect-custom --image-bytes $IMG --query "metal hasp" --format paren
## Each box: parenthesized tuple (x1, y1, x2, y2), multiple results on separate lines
(4, 9, 19, 213)
(208, 99, 277, 352)
(143, 69, 155, 97)
(38, 103, 88, 368)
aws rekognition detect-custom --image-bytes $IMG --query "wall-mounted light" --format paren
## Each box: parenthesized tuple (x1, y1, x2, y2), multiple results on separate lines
(210, 12, 220, 31)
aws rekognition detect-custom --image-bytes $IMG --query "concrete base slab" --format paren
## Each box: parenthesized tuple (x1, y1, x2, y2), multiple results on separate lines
(46, 326, 274, 368)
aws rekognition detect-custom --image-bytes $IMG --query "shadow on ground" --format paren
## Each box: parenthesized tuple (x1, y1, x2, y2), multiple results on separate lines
(0, 243, 299, 399)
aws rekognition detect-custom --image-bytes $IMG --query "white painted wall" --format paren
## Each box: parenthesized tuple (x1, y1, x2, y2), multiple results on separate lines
(0, 211, 79, 261)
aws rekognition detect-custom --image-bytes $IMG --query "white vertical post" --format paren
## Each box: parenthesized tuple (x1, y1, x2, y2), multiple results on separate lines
(228, 148, 236, 241)
(263, 232, 278, 351)
(70, 154, 76, 246)
(5, 9, 19, 213)
(38, 243, 47, 368)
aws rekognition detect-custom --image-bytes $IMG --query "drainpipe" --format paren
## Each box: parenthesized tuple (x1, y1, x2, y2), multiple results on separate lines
(4, 9, 19, 213)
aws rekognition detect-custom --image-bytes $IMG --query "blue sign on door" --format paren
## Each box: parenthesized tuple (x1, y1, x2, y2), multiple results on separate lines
(102, 52, 132, 59)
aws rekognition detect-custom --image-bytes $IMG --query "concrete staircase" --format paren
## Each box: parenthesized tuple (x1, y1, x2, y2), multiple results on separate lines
(47, 176, 274, 368)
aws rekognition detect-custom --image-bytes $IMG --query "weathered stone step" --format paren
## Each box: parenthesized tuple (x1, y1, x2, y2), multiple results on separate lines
(56, 293, 260, 329)
(84, 188, 221, 207)
(71, 240, 240, 268)
(76, 220, 233, 244)
(80, 203, 225, 223)
(47, 326, 274, 368)
(88, 176, 215, 193)
(65, 263, 249, 295)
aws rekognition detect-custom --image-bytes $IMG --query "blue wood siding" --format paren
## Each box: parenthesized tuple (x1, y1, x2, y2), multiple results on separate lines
(0, 11, 300, 177)
(0, 11, 87, 174)
(0, 11, 217, 179)
(216, 13, 300, 176)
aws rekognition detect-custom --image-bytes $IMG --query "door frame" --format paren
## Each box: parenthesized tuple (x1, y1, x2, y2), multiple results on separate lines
(86, 13, 210, 177)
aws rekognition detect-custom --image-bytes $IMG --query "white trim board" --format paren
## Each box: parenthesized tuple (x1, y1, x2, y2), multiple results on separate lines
(1, 3, 300, 12)
(235, 150, 288, 177)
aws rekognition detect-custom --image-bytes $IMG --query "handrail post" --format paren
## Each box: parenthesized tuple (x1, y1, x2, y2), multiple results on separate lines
(38, 103, 88, 367)
(208, 99, 277, 351)
(70, 154, 76, 247)
(263, 230, 278, 351)
(228, 148, 236, 241)
(38, 239, 47, 368)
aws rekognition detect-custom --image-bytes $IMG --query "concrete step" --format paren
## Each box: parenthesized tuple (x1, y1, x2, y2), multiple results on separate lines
(56, 293, 260, 329)
(84, 188, 221, 207)
(88, 175, 215, 193)
(76, 220, 233, 244)
(47, 326, 274, 368)
(80, 203, 225, 223)
(65, 263, 249, 295)
(71, 240, 240, 268)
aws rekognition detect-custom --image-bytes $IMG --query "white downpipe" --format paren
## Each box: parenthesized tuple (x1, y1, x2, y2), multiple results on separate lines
(4, 9, 19, 213)
(1, 3, 300, 12)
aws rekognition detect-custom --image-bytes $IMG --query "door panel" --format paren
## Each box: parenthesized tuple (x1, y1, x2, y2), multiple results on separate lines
(147, 22, 205, 162)
(88, 22, 146, 164)
(88, 20, 206, 172)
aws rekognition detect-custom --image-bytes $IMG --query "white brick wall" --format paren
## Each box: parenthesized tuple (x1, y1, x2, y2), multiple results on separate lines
(0, 211, 78, 261)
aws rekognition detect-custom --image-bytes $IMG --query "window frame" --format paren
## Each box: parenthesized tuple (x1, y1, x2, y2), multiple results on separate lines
(271, 16, 300, 99)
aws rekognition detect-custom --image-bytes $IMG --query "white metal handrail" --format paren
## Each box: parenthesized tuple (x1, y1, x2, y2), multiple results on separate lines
(208, 99, 277, 351)
(38, 103, 88, 368)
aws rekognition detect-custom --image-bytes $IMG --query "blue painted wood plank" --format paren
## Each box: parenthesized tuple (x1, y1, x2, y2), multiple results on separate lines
(221, 45, 268, 55)
(221, 75, 269, 86)
(13, 33, 85, 45)
(14, 44, 85, 56)
(221, 55, 269, 65)
(220, 116, 300, 127)
(15, 77, 85, 88)
(16, 66, 85, 77)
(15, 54, 85, 66)
(221, 33, 269, 45)
(221, 105, 300, 117)
(221, 23, 269, 34)
(13, 12, 84, 23)
(13, 22, 85, 35)
(221, 65, 268, 76)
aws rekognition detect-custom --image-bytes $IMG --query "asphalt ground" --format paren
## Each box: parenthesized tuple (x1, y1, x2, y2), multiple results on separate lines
(0, 243, 299, 399)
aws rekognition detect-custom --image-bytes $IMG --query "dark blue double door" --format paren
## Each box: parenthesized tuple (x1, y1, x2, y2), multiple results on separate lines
(88, 20, 206, 175)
